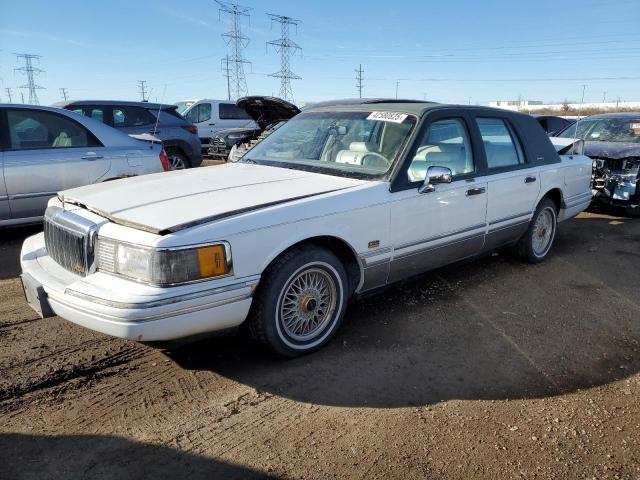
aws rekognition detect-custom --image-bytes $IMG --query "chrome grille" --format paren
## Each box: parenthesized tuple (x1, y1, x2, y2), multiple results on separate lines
(43, 206, 97, 276)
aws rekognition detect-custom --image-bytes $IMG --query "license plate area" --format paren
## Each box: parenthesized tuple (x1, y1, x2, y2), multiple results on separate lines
(21, 273, 55, 318)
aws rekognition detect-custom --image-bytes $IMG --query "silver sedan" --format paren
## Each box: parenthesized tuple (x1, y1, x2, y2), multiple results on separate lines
(0, 104, 167, 227)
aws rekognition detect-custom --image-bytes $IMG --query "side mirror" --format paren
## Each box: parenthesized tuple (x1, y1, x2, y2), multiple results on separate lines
(419, 166, 453, 194)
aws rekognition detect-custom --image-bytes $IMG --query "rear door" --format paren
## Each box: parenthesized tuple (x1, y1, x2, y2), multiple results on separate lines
(2, 108, 111, 219)
(474, 116, 541, 251)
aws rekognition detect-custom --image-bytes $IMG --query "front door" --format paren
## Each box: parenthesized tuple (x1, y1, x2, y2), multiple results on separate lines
(3, 108, 111, 220)
(185, 102, 215, 145)
(0, 151, 10, 221)
(474, 117, 541, 251)
(388, 115, 488, 283)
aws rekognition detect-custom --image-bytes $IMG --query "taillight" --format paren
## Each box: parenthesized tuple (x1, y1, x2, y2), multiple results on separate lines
(181, 124, 198, 135)
(159, 148, 170, 171)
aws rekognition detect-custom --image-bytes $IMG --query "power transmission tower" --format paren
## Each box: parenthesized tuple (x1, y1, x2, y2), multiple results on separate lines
(138, 80, 148, 102)
(216, 0, 251, 100)
(14, 53, 44, 105)
(59, 87, 69, 101)
(355, 64, 364, 98)
(5, 88, 12, 103)
(220, 55, 232, 101)
(266, 13, 301, 102)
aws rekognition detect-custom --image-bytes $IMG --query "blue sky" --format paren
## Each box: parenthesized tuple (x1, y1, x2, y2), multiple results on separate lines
(1, 0, 639, 106)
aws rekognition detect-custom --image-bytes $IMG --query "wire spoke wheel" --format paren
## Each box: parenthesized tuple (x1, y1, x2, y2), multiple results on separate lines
(279, 267, 338, 342)
(532, 207, 555, 256)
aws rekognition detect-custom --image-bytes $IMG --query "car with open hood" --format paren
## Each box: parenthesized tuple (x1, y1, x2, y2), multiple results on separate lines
(208, 96, 300, 160)
(556, 112, 640, 215)
(20, 100, 592, 357)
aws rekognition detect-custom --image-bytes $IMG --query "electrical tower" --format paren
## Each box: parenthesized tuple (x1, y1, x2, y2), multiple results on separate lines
(14, 53, 44, 105)
(216, 0, 251, 100)
(267, 14, 301, 102)
(5, 88, 12, 103)
(355, 64, 364, 98)
(138, 80, 148, 102)
(59, 87, 69, 101)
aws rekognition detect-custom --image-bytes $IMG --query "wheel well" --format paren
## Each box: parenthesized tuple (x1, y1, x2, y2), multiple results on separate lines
(268, 236, 362, 294)
(542, 188, 562, 212)
(165, 145, 186, 157)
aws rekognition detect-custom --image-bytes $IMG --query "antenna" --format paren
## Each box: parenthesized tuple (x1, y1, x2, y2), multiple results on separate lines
(395, 80, 400, 99)
(138, 80, 148, 102)
(59, 87, 69, 101)
(267, 13, 302, 102)
(5, 88, 12, 103)
(355, 64, 364, 98)
(14, 53, 44, 105)
(216, 0, 251, 101)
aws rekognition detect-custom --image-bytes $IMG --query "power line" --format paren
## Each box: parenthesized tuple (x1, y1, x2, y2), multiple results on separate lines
(59, 87, 69, 101)
(14, 53, 44, 105)
(267, 13, 301, 102)
(355, 64, 364, 98)
(137, 80, 148, 102)
(216, 0, 251, 100)
(221, 55, 232, 101)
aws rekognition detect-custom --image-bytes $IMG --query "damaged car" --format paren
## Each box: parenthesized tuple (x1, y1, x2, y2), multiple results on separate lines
(557, 112, 640, 216)
(208, 96, 300, 161)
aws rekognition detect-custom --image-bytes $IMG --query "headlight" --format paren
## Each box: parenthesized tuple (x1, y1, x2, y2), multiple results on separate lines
(96, 238, 231, 286)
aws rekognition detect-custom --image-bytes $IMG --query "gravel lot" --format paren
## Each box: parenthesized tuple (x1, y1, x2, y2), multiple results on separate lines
(1, 209, 639, 479)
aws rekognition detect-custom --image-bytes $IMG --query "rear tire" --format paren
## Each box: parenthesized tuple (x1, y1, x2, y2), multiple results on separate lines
(515, 197, 558, 263)
(248, 246, 349, 357)
(166, 150, 190, 170)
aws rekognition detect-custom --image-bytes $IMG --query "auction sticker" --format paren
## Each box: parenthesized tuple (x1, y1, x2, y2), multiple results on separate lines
(367, 111, 408, 123)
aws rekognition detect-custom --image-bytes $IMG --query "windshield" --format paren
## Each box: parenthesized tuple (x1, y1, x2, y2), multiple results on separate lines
(558, 117, 640, 143)
(175, 101, 195, 114)
(242, 110, 416, 179)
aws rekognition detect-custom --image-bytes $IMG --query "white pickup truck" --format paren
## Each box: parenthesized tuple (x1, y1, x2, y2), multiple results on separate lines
(20, 100, 593, 357)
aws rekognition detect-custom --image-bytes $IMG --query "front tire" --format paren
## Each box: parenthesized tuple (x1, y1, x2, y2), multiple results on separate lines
(248, 246, 349, 357)
(515, 197, 558, 263)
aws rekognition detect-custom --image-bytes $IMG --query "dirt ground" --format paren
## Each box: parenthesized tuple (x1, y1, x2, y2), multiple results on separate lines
(1, 209, 639, 479)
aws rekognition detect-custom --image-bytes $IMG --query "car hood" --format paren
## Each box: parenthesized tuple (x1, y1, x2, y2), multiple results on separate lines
(59, 164, 367, 234)
(583, 141, 640, 160)
(237, 96, 300, 129)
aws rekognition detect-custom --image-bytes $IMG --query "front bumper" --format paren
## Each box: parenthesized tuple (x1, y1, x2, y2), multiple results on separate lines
(20, 233, 257, 341)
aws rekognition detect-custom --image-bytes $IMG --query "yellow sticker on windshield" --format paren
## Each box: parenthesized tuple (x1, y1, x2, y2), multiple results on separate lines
(366, 111, 408, 123)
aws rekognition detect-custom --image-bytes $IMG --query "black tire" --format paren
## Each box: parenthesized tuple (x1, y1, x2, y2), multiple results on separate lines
(166, 149, 191, 170)
(248, 246, 349, 357)
(515, 197, 558, 264)
(625, 205, 640, 217)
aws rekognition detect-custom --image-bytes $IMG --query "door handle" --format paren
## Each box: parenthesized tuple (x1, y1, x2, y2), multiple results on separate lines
(208, 123, 216, 126)
(81, 153, 103, 161)
(525, 176, 537, 183)
(466, 187, 486, 196)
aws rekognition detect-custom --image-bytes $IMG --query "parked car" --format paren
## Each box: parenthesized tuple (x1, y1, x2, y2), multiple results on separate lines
(208, 96, 300, 160)
(534, 115, 575, 136)
(174, 99, 198, 115)
(21, 100, 592, 357)
(0, 104, 167, 228)
(556, 112, 640, 215)
(58, 100, 202, 170)
(181, 99, 257, 152)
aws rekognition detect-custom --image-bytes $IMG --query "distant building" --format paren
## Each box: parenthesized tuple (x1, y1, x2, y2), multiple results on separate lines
(488, 100, 543, 111)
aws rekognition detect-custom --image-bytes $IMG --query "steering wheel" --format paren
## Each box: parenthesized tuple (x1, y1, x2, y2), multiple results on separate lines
(362, 152, 391, 169)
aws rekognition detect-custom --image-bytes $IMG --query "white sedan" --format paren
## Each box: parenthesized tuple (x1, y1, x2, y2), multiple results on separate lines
(20, 100, 593, 356)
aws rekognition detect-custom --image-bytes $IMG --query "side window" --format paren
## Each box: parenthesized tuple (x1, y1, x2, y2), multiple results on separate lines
(476, 117, 525, 169)
(407, 118, 474, 183)
(184, 105, 198, 123)
(6, 109, 100, 150)
(198, 103, 212, 123)
(89, 108, 105, 123)
(112, 106, 154, 127)
(218, 103, 251, 120)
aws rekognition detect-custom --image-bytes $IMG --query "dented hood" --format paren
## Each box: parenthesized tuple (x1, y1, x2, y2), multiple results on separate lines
(60, 164, 366, 234)
(583, 141, 640, 160)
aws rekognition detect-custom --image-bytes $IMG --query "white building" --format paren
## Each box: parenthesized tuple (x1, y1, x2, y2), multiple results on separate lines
(489, 100, 640, 112)
(488, 100, 543, 111)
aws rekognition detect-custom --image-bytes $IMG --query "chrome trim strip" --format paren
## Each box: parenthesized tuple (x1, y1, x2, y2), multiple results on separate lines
(364, 257, 391, 268)
(394, 232, 485, 261)
(487, 219, 529, 234)
(9, 191, 57, 200)
(488, 211, 532, 226)
(0, 195, 8, 201)
(395, 223, 486, 251)
(64, 279, 259, 310)
(359, 246, 392, 259)
(564, 199, 592, 209)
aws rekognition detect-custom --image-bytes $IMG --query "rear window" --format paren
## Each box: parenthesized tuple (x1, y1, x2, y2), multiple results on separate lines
(219, 103, 252, 120)
(112, 106, 155, 127)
